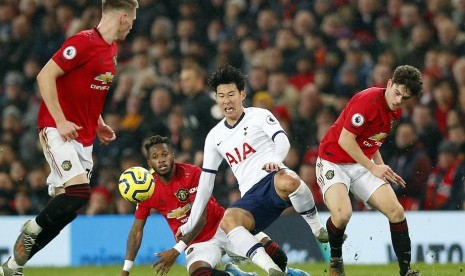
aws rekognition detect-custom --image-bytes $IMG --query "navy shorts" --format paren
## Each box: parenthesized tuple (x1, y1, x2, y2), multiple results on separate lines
(230, 171, 292, 234)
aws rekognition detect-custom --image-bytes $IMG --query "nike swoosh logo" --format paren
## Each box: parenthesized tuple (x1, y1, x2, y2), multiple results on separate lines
(217, 141, 222, 146)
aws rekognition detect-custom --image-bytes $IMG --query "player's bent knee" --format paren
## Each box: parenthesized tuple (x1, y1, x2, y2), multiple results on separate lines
(275, 171, 301, 194)
(386, 203, 405, 222)
(333, 208, 352, 226)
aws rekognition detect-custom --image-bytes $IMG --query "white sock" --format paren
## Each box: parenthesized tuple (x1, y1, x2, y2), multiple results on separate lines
(289, 181, 324, 236)
(8, 257, 22, 270)
(28, 219, 43, 234)
(227, 226, 281, 272)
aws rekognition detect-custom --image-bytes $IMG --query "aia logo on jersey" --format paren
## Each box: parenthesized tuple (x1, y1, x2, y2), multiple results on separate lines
(175, 188, 189, 202)
(226, 142, 256, 167)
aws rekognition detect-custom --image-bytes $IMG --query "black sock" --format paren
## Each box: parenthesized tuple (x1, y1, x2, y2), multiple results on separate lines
(390, 219, 411, 276)
(191, 267, 229, 276)
(35, 184, 90, 229)
(327, 217, 346, 258)
(29, 212, 77, 260)
(264, 240, 287, 271)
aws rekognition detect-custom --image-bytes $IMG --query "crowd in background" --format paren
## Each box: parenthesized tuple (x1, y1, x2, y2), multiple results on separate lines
(0, 0, 465, 217)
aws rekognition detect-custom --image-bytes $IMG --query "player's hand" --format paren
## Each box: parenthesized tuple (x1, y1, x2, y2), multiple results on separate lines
(96, 124, 116, 145)
(174, 228, 184, 242)
(152, 248, 179, 275)
(120, 270, 129, 276)
(370, 164, 406, 188)
(56, 120, 82, 142)
(262, 162, 281, 172)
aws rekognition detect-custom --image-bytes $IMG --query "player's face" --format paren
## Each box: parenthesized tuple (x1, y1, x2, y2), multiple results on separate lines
(117, 8, 136, 40)
(385, 79, 412, 110)
(215, 83, 246, 122)
(147, 143, 174, 177)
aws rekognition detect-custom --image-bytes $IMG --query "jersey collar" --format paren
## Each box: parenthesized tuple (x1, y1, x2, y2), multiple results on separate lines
(224, 111, 245, 129)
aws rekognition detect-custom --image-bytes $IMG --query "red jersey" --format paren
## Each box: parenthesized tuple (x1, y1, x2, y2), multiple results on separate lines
(38, 28, 117, 146)
(319, 87, 401, 163)
(135, 163, 224, 245)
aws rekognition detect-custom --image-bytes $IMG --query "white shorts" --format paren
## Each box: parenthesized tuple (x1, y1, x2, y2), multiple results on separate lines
(39, 128, 93, 196)
(185, 227, 240, 271)
(316, 157, 385, 204)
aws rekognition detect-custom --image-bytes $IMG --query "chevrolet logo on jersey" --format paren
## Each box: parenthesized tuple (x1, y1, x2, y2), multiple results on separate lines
(167, 203, 192, 219)
(369, 133, 388, 142)
(94, 72, 114, 84)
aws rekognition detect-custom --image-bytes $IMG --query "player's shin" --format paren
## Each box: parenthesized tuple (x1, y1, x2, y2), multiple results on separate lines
(390, 219, 412, 276)
(35, 184, 90, 229)
(289, 181, 325, 236)
(29, 212, 78, 260)
(226, 226, 282, 273)
(327, 217, 346, 258)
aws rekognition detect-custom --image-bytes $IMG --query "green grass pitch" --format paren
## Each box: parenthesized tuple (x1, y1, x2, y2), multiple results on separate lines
(25, 262, 464, 275)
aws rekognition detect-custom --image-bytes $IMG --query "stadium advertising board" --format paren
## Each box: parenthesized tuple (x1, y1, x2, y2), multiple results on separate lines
(1, 212, 464, 266)
(70, 214, 185, 266)
(0, 216, 70, 266)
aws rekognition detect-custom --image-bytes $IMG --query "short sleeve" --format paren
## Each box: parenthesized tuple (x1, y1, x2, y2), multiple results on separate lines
(52, 33, 93, 72)
(134, 201, 151, 220)
(260, 109, 286, 140)
(342, 99, 372, 136)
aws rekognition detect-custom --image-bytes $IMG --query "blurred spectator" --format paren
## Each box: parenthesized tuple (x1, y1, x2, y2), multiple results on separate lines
(86, 186, 113, 215)
(424, 141, 462, 210)
(26, 166, 49, 212)
(386, 122, 431, 210)
(180, 63, 220, 153)
(267, 70, 299, 112)
(13, 188, 35, 215)
(431, 77, 456, 136)
(0, 172, 15, 214)
(411, 103, 443, 163)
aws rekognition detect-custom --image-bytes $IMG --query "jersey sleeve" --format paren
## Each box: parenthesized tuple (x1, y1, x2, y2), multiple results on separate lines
(52, 33, 93, 73)
(259, 109, 286, 141)
(341, 97, 373, 136)
(201, 131, 224, 171)
(134, 201, 151, 220)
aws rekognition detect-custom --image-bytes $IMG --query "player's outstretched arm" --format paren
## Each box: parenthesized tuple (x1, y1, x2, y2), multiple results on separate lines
(121, 218, 147, 276)
(177, 170, 216, 237)
(153, 209, 207, 275)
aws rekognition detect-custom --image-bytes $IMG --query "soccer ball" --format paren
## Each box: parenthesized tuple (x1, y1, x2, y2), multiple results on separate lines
(118, 166, 155, 203)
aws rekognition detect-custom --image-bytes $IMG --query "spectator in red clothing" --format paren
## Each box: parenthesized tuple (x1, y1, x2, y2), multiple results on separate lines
(424, 141, 462, 210)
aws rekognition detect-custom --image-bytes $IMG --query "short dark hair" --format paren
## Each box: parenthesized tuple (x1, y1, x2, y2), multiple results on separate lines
(102, 0, 138, 12)
(207, 64, 247, 92)
(144, 135, 172, 153)
(392, 65, 423, 97)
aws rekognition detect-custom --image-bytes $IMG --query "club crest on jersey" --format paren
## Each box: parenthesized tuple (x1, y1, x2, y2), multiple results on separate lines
(325, 170, 334, 180)
(175, 188, 189, 202)
(61, 160, 72, 171)
(351, 113, 364, 127)
(266, 115, 277, 125)
(63, 46, 76, 60)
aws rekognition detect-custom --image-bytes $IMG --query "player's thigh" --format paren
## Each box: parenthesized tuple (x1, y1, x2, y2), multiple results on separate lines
(222, 207, 255, 232)
(367, 183, 405, 221)
(316, 158, 351, 203)
(185, 241, 223, 272)
(350, 168, 385, 204)
(39, 128, 91, 195)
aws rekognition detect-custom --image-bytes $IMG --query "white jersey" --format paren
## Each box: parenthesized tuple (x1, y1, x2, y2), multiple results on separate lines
(203, 107, 286, 195)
